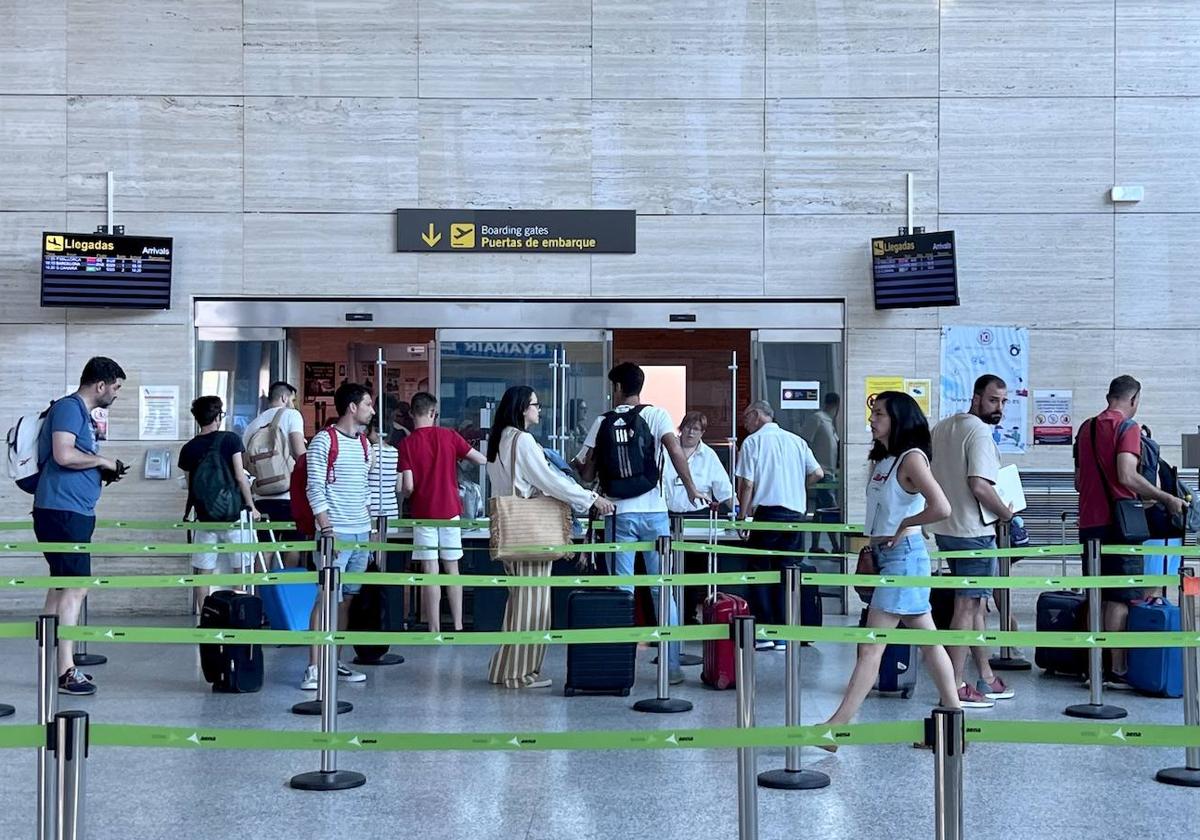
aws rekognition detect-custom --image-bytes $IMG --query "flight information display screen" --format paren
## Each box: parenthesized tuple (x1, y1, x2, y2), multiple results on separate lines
(41, 231, 173, 309)
(871, 230, 958, 310)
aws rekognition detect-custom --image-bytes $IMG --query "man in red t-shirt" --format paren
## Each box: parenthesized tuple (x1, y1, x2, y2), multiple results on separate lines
(398, 392, 487, 632)
(1074, 375, 1186, 684)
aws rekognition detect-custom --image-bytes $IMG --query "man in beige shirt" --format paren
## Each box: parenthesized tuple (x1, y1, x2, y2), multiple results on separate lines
(930, 374, 1016, 709)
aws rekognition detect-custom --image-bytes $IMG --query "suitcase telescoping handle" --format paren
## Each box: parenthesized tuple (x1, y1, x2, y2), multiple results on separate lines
(707, 508, 719, 599)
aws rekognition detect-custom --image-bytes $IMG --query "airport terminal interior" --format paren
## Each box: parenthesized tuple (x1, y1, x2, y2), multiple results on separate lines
(3, 1, 1200, 838)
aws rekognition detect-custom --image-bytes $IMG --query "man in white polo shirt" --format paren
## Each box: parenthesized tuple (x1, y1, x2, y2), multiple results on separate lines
(736, 400, 824, 650)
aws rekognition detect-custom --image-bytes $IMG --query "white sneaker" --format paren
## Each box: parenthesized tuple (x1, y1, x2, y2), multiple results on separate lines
(300, 665, 319, 691)
(337, 663, 366, 683)
(755, 640, 775, 651)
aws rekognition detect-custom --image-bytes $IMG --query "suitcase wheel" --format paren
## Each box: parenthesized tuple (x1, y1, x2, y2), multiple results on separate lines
(619, 688, 630, 697)
(563, 688, 577, 697)
(901, 687, 912, 699)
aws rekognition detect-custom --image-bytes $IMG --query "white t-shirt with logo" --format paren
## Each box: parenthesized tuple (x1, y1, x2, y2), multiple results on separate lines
(242, 406, 304, 500)
(579, 404, 676, 515)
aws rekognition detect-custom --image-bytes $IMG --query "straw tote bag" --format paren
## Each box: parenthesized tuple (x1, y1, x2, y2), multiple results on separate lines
(489, 432, 573, 562)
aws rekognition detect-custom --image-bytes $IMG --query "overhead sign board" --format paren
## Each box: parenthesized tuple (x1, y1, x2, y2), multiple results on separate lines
(41, 231, 173, 310)
(395, 209, 636, 254)
(871, 230, 958, 310)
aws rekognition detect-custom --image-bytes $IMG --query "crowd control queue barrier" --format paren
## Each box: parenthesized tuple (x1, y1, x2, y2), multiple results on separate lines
(1, 526, 1199, 838)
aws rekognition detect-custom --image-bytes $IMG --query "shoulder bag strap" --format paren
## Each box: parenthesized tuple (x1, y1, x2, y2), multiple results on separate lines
(506, 431, 523, 498)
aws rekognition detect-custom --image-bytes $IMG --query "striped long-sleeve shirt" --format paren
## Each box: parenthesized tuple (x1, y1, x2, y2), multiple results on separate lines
(306, 427, 371, 533)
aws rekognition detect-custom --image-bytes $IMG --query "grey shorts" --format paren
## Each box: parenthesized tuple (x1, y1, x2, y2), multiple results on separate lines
(935, 534, 997, 600)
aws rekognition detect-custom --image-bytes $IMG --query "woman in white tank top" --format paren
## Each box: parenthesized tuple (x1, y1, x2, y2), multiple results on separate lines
(820, 392, 962, 737)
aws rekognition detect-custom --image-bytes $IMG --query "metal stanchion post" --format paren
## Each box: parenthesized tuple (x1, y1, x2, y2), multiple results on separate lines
(1156, 568, 1200, 787)
(734, 615, 758, 840)
(672, 514, 701, 667)
(1065, 539, 1127, 719)
(758, 566, 830, 790)
(635, 535, 693, 713)
(52, 710, 88, 840)
(290, 562, 366, 791)
(72, 599, 106, 668)
(292, 535, 353, 717)
(37, 615, 59, 840)
(990, 521, 1030, 671)
(352, 513, 404, 667)
(929, 707, 965, 840)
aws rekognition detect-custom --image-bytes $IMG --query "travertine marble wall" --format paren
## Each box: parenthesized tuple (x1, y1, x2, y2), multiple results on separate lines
(2, 1, 1198, 609)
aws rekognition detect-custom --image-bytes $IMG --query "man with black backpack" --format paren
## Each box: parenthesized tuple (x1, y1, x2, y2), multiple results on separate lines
(574, 362, 708, 683)
(179, 396, 260, 611)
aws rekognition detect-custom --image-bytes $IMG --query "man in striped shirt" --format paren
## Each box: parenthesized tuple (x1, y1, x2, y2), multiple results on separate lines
(300, 382, 375, 691)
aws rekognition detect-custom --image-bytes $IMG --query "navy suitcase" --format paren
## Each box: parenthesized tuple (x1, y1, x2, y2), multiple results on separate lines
(861, 609, 917, 698)
(199, 590, 264, 694)
(564, 589, 637, 697)
(1126, 599, 1183, 697)
(1034, 590, 1088, 676)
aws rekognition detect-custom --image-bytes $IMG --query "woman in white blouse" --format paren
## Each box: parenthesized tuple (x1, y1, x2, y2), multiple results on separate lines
(663, 411, 734, 513)
(485, 386, 615, 689)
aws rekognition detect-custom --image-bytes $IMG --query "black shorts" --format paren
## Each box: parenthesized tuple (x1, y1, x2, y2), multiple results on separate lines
(254, 498, 301, 542)
(1079, 525, 1142, 604)
(32, 508, 95, 577)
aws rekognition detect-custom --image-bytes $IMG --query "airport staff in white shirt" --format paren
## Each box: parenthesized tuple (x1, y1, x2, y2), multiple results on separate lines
(663, 411, 734, 514)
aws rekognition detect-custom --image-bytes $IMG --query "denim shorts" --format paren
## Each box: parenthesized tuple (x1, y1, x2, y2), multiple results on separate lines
(333, 531, 371, 596)
(870, 535, 932, 616)
(934, 534, 997, 600)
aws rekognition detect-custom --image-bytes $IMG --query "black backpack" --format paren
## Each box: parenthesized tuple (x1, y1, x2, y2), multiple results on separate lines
(594, 405, 660, 499)
(187, 433, 242, 523)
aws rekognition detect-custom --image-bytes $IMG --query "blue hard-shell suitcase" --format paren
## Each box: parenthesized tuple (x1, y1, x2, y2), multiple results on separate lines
(260, 567, 318, 631)
(1126, 599, 1183, 698)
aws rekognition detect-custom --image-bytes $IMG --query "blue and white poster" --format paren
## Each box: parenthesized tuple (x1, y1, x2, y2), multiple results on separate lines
(939, 325, 1030, 454)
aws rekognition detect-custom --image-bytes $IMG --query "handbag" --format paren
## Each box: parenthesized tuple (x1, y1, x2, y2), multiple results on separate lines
(489, 432, 573, 562)
(1089, 418, 1151, 545)
(854, 544, 878, 603)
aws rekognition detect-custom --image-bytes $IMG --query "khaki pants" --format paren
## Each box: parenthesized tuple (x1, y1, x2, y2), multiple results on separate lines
(487, 558, 554, 688)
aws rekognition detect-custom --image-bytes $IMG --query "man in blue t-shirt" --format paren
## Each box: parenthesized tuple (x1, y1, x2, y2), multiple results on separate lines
(33, 357, 127, 696)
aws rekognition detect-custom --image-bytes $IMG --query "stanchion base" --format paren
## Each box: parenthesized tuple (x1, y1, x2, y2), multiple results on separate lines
(291, 700, 353, 716)
(1155, 767, 1200, 788)
(0, 704, 14, 718)
(73, 653, 107, 666)
(651, 654, 703, 667)
(288, 769, 366, 791)
(757, 768, 831, 790)
(1064, 702, 1127, 720)
(989, 656, 1032, 671)
(632, 697, 693, 714)
(352, 653, 405, 666)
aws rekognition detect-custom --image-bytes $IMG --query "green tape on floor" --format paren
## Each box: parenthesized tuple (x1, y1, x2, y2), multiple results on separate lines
(0, 622, 36, 639)
(0, 541, 312, 555)
(968, 721, 1200, 748)
(758, 624, 1200, 649)
(87, 720, 923, 753)
(59, 623, 731, 647)
(800, 573, 1179, 590)
(0, 726, 45, 749)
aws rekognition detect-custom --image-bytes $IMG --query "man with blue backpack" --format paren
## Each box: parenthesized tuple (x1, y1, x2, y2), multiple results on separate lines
(574, 362, 709, 684)
(29, 357, 128, 696)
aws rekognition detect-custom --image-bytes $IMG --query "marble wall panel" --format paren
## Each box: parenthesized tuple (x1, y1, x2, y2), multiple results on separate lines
(1115, 214, 1200, 329)
(592, 100, 764, 214)
(1115, 330, 1200, 451)
(1116, 98, 1200, 213)
(418, 0, 591, 98)
(419, 100, 592, 209)
(66, 97, 244, 213)
(940, 98, 1114, 213)
(0, 324, 68, 438)
(593, 0, 765, 98)
(845, 328, 918, 447)
(66, 0, 243, 95)
(766, 99, 938, 214)
(245, 97, 418, 213)
(591, 216, 764, 296)
(0, 0, 66, 94)
(940, 0, 1114, 96)
(0, 212, 67, 324)
(244, 0, 419, 96)
(417, 253, 590, 297)
(1117, 0, 1200, 96)
(0, 96, 66, 211)
(766, 0, 939, 97)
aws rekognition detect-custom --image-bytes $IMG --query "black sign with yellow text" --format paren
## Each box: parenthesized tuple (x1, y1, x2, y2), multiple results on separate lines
(870, 230, 958, 310)
(395, 209, 636, 254)
(41, 231, 173, 310)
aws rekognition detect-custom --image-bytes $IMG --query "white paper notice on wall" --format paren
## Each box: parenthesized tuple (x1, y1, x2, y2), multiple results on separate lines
(139, 386, 179, 441)
(781, 381, 820, 410)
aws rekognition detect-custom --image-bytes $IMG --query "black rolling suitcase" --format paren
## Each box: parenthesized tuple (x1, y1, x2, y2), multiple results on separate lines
(861, 608, 918, 698)
(563, 589, 637, 697)
(1034, 590, 1088, 676)
(199, 590, 264, 693)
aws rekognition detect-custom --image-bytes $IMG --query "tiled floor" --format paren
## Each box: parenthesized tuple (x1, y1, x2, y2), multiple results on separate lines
(0, 610, 1194, 840)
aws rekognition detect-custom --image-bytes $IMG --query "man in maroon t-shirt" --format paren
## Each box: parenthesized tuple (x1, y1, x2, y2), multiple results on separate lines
(1074, 375, 1185, 684)
(398, 392, 487, 632)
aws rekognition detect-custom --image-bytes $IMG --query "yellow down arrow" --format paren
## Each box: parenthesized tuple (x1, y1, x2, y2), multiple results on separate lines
(421, 223, 442, 247)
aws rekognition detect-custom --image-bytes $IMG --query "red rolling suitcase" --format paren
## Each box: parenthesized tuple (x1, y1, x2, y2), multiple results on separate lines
(701, 592, 749, 690)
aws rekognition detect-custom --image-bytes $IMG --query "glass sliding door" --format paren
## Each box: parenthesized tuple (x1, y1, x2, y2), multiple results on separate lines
(195, 328, 285, 436)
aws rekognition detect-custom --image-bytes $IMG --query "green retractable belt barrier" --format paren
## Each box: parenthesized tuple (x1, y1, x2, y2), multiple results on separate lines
(800, 573, 1180, 590)
(757, 624, 1200, 649)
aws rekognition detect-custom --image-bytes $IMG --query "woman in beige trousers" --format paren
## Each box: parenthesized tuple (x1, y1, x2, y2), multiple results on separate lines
(485, 385, 613, 689)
